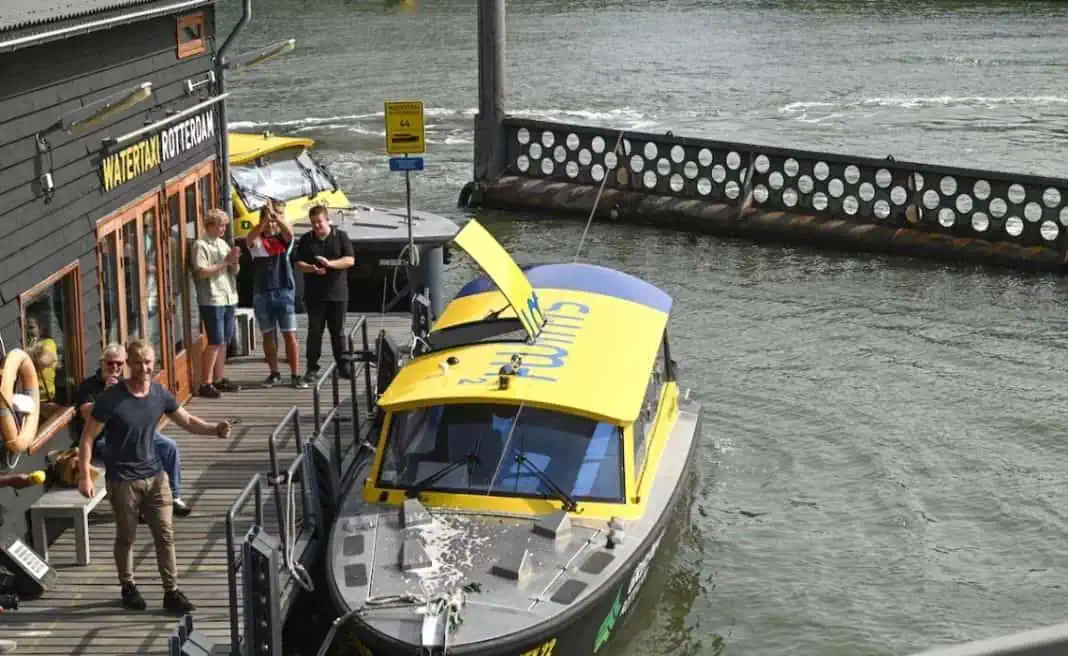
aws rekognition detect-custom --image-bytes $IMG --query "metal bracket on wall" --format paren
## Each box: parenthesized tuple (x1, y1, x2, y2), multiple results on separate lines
(183, 71, 216, 95)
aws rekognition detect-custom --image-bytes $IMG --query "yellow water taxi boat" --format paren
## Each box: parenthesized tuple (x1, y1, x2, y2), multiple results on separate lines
(228, 132, 349, 238)
(325, 219, 701, 655)
(227, 132, 458, 312)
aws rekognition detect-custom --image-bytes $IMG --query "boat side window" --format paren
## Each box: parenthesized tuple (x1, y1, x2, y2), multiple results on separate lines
(634, 336, 666, 476)
(377, 404, 625, 502)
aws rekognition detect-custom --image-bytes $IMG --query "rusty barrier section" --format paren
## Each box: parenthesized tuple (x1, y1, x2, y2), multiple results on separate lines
(463, 117, 1068, 272)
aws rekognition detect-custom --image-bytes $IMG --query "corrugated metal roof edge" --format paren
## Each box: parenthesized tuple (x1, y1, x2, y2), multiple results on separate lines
(0, 0, 215, 53)
(3, 0, 156, 33)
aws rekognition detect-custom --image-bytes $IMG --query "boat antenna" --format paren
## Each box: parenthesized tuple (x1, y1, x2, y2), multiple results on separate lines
(573, 128, 626, 262)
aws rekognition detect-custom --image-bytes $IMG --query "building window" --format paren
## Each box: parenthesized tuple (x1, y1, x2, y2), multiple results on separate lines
(98, 232, 121, 346)
(176, 13, 205, 59)
(19, 261, 85, 425)
(98, 195, 166, 356)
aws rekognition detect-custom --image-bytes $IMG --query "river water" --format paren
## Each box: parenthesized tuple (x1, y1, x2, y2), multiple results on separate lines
(219, 1, 1068, 654)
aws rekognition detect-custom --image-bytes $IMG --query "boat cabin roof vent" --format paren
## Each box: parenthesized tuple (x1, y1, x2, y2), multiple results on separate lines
(402, 498, 432, 529)
(532, 509, 572, 542)
(400, 535, 432, 571)
(490, 545, 533, 583)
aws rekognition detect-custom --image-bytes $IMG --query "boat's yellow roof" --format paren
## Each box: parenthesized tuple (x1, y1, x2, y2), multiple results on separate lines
(228, 132, 315, 165)
(377, 222, 673, 423)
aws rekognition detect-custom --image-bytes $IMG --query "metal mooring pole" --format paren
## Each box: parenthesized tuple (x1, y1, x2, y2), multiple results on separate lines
(214, 0, 252, 220)
(474, 0, 506, 183)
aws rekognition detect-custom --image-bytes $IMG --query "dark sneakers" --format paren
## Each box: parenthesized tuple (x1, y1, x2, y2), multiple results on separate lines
(302, 369, 320, 385)
(263, 372, 282, 388)
(121, 582, 146, 610)
(199, 379, 241, 396)
(173, 497, 192, 517)
(291, 374, 309, 390)
(164, 589, 196, 614)
(121, 583, 194, 613)
(215, 378, 241, 392)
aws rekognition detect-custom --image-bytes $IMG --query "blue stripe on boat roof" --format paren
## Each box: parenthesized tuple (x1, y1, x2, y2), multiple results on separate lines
(455, 262, 673, 314)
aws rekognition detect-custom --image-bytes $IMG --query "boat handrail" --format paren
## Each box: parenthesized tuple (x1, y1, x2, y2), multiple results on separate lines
(346, 314, 375, 415)
(221, 313, 380, 654)
(224, 474, 263, 655)
(268, 407, 304, 559)
(311, 361, 341, 446)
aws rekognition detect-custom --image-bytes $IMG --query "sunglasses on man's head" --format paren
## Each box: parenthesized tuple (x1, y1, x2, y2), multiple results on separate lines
(103, 360, 125, 368)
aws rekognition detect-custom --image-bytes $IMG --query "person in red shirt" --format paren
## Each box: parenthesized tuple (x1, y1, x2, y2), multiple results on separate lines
(248, 201, 308, 389)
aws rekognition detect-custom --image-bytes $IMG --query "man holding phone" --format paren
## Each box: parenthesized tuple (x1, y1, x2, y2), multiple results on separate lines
(292, 204, 355, 382)
(193, 208, 242, 398)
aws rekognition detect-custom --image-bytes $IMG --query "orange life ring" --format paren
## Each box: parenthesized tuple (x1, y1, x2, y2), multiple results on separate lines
(0, 348, 41, 453)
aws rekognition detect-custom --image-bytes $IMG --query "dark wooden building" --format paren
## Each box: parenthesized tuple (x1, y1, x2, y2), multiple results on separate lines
(0, 0, 224, 544)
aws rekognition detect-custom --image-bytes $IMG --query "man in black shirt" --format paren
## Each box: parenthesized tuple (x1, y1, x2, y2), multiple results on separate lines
(292, 204, 355, 382)
(72, 344, 191, 516)
(77, 339, 232, 614)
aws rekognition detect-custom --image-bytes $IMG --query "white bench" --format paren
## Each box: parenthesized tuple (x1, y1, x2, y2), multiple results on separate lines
(30, 474, 107, 566)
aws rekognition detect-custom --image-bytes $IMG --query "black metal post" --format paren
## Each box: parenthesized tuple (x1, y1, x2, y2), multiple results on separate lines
(474, 0, 506, 182)
(362, 321, 373, 412)
(331, 368, 342, 475)
(213, 0, 252, 219)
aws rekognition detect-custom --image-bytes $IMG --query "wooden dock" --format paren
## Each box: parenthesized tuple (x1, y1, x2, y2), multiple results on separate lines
(4, 313, 411, 655)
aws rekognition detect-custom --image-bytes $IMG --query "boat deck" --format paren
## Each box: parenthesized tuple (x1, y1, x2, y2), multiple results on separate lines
(4, 312, 411, 655)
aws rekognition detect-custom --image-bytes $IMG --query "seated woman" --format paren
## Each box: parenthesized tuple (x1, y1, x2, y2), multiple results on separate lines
(24, 313, 58, 406)
(70, 343, 191, 516)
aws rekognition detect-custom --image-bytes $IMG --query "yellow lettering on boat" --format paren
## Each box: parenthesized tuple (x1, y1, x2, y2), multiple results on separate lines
(520, 637, 556, 656)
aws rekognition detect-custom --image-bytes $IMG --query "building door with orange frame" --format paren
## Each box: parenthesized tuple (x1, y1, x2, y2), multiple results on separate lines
(162, 159, 215, 402)
(96, 193, 172, 391)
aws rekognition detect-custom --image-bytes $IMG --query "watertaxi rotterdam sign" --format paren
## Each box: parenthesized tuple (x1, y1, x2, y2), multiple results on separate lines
(100, 108, 217, 192)
(384, 100, 425, 154)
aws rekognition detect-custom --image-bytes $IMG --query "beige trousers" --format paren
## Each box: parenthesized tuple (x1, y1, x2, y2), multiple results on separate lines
(105, 472, 176, 592)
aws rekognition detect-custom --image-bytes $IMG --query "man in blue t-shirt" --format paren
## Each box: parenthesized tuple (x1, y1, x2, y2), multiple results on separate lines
(71, 343, 191, 516)
(77, 339, 232, 614)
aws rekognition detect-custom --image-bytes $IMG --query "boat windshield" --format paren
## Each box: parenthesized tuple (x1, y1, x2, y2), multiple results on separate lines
(231, 146, 337, 212)
(377, 404, 625, 503)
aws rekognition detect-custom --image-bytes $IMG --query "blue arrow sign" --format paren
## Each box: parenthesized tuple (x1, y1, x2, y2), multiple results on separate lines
(390, 156, 424, 172)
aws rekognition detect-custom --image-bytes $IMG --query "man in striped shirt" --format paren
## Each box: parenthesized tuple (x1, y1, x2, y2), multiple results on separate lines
(247, 201, 308, 389)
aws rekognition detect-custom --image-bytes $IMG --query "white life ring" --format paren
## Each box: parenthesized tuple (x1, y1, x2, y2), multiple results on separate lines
(0, 349, 41, 453)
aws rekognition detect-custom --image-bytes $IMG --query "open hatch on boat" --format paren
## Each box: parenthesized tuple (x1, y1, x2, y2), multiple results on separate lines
(324, 219, 701, 655)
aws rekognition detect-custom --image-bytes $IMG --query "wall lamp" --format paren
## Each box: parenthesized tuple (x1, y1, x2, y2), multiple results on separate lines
(60, 82, 154, 136)
(184, 70, 216, 95)
(33, 81, 154, 202)
(225, 39, 296, 70)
